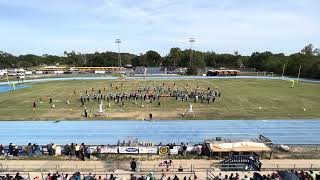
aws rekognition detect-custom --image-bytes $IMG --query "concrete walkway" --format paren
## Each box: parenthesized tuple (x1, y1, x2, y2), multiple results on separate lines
(1, 159, 320, 180)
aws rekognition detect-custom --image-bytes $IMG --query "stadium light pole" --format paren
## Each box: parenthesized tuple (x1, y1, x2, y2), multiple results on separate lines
(189, 38, 195, 67)
(115, 39, 122, 67)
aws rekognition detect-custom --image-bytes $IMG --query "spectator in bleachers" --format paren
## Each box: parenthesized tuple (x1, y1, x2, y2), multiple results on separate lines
(159, 173, 167, 180)
(64, 144, 70, 156)
(242, 174, 249, 180)
(14, 173, 23, 180)
(146, 172, 155, 180)
(85, 173, 95, 180)
(80, 143, 85, 161)
(32, 143, 41, 156)
(172, 175, 179, 180)
(109, 174, 114, 180)
(85, 146, 92, 159)
(57, 174, 62, 180)
(75, 144, 80, 157)
(72, 172, 81, 180)
(309, 171, 316, 180)
(138, 174, 146, 180)
(130, 158, 137, 171)
(13, 145, 19, 156)
(47, 143, 53, 156)
(0, 144, 3, 155)
(26, 143, 32, 157)
(5, 174, 12, 180)
(130, 174, 137, 180)
(8, 143, 14, 155)
(45, 173, 51, 180)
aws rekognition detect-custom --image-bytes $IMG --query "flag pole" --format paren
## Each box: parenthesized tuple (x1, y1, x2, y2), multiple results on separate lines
(297, 65, 301, 84)
(6, 72, 15, 91)
(281, 64, 286, 79)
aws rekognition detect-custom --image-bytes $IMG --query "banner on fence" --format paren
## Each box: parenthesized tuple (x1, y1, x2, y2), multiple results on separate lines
(189, 145, 202, 153)
(159, 146, 169, 155)
(118, 147, 139, 154)
(138, 147, 158, 154)
(169, 146, 180, 155)
(55, 146, 62, 156)
(100, 146, 118, 153)
(186, 146, 195, 152)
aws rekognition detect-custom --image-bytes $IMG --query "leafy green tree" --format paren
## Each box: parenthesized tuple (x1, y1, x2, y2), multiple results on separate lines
(192, 51, 206, 67)
(204, 52, 217, 67)
(0, 51, 17, 68)
(145, 50, 161, 66)
(301, 44, 315, 56)
(186, 66, 198, 75)
(0, 44, 320, 79)
(167, 48, 182, 66)
(16, 60, 33, 68)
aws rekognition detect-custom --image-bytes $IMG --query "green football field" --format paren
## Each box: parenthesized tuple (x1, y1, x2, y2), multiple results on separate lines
(0, 78, 319, 120)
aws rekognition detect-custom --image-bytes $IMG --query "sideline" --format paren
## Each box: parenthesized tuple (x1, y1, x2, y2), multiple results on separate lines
(0, 76, 320, 86)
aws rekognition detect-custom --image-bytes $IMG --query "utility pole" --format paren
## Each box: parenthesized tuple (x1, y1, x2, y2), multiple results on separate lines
(281, 64, 286, 79)
(297, 65, 302, 83)
(115, 39, 122, 67)
(83, 54, 87, 66)
(189, 38, 195, 67)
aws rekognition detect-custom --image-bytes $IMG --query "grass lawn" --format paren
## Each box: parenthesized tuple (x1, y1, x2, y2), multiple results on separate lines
(0, 78, 319, 120)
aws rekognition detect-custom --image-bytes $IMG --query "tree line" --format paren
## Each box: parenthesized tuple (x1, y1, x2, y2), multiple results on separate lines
(0, 44, 319, 78)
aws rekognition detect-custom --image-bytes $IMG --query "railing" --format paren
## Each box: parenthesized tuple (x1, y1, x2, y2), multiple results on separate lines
(139, 164, 198, 173)
(206, 169, 215, 180)
(0, 163, 115, 173)
(212, 163, 320, 171)
(261, 163, 320, 171)
(214, 164, 246, 171)
(2, 162, 320, 173)
(219, 155, 259, 164)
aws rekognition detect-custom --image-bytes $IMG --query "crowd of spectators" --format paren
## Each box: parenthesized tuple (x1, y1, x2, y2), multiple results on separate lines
(37, 170, 320, 180)
(0, 142, 202, 159)
(212, 170, 320, 180)
(1, 171, 320, 180)
(0, 173, 26, 180)
(42, 172, 198, 180)
(0, 142, 93, 161)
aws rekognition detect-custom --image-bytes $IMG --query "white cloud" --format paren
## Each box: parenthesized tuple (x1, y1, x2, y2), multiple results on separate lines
(0, 0, 319, 55)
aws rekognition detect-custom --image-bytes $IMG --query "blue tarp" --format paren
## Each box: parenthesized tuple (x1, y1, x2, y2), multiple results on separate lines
(0, 85, 31, 93)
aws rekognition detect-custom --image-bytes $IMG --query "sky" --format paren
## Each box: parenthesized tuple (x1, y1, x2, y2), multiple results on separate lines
(0, 0, 319, 56)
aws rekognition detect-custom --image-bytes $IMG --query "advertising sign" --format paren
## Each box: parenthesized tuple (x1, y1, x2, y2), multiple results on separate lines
(119, 147, 139, 154)
(138, 147, 158, 154)
(159, 146, 169, 155)
(100, 146, 118, 154)
(169, 147, 179, 155)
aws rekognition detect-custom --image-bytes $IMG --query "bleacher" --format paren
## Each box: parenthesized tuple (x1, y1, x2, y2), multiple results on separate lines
(133, 66, 182, 75)
(146, 67, 162, 75)
(218, 155, 261, 171)
(133, 67, 146, 75)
